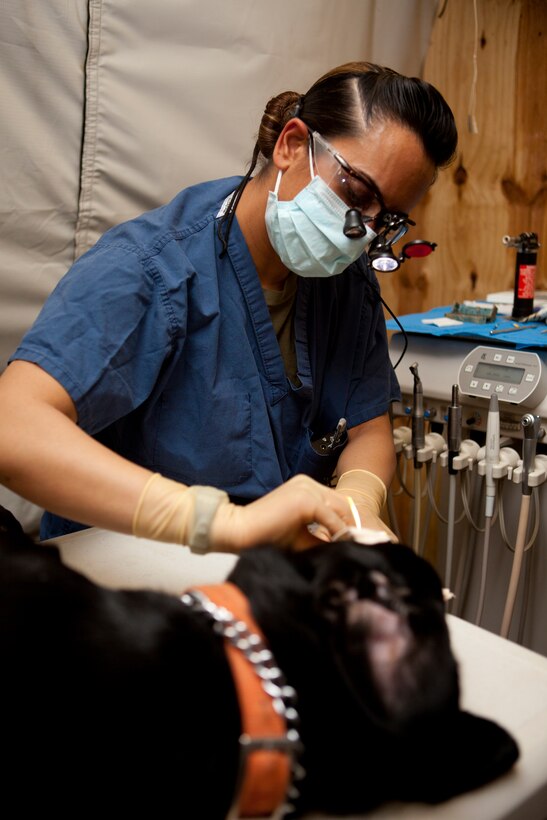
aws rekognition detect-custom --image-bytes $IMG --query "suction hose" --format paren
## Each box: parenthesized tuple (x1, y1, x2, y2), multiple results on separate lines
(500, 414, 541, 639)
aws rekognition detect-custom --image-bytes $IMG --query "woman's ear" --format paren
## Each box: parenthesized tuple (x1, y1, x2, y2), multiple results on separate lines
(272, 117, 310, 171)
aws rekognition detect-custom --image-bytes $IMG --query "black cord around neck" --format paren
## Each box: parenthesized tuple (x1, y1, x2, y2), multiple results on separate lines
(217, 144, 261, 257)
(362, 263, 408, 370)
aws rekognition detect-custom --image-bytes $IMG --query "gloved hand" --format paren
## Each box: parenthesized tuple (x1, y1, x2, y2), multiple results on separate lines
(133, 473, 356, 553)
(334, 469, 398, 542)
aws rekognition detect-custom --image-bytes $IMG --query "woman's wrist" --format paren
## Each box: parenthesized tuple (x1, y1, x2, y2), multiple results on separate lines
(132, 473, 229, 552)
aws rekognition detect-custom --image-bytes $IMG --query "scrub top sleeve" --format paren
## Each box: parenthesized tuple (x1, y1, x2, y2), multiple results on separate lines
(11, 239, 188, 436)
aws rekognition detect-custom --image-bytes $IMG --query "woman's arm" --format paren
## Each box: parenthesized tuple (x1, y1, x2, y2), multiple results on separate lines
(335, 412, 396, 485)
(0, 361, 354, 550)
(333, 412, 398, 538)
(0, 361, 151, 533)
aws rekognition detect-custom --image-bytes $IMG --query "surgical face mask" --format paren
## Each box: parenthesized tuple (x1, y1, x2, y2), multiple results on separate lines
(265, 147, 376, 278)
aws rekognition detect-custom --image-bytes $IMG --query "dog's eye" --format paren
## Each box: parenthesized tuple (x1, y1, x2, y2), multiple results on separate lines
(367, 571, 414, 610)
(369, 570, 389, 589)
(320, 580, 360, 621)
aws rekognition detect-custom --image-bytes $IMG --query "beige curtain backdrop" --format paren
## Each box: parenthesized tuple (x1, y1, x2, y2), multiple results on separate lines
(0, 0, 437, 371)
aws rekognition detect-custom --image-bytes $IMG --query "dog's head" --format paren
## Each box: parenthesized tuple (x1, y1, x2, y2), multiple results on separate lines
(229, 541, 519, 814)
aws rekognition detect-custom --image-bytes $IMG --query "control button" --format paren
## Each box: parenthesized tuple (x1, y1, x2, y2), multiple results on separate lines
(508, 387, 518, 395)
(525, 374, 535, 382)
(493, 354, 502, 362)
(506, 355, 515, 363)
(470, 380, 478, 388)
(465, 364, 474, 372)
(482, 382, 491, 390)
(495, 384, 504, 392)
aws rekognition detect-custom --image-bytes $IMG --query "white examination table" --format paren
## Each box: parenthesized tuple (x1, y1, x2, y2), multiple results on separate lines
(47, 528, 547, 820)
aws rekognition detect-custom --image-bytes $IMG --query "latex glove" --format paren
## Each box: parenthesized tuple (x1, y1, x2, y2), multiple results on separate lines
(209, 474, 356, 552)
(133, 473, 356, 553)
(133, 473, 229, 554)
(334, 469, 398, 543)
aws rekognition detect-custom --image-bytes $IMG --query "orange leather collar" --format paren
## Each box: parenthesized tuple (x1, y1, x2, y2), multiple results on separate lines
(193, 582, 291, 818)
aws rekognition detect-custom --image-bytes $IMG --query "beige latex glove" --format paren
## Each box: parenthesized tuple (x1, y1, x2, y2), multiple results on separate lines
(133, 474, 230, 554)
(133, 473, 356, 554)
(334, 469, 398, 543)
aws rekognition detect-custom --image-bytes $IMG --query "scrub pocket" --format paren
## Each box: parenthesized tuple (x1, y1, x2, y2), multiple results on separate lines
(154, 381, 253, 490)
(294, 428, 348, 486)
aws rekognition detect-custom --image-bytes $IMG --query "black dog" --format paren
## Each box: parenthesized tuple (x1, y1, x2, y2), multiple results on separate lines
(0, 506, 518, 817)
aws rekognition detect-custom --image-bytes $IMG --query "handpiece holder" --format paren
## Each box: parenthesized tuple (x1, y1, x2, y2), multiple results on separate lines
(403, 432, 446, 464)
(439, 438, 480, 471)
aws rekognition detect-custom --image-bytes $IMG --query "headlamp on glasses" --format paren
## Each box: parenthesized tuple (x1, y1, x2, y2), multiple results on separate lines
(345, 209, 437, 271)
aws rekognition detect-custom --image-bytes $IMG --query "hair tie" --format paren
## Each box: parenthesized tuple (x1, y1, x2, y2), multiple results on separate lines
(294, 95, 305, 118)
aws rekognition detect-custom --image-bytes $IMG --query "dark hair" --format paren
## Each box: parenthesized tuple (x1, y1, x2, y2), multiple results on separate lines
(218, 62, 457, 254)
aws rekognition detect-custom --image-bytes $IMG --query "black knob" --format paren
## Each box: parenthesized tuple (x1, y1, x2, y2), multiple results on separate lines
(343, 208, 367, 238)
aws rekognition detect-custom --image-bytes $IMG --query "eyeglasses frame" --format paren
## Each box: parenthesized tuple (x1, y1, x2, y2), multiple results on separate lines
(309, 130, 412, 232)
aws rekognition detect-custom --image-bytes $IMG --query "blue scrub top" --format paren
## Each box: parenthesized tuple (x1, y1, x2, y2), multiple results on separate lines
(11, 177, 400, 539)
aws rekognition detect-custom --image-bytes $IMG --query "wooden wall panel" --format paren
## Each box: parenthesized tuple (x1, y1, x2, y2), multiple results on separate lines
(381, 0, 547, 317)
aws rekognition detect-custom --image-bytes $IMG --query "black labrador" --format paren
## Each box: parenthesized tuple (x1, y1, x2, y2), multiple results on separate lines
(0, 506, 518, 818)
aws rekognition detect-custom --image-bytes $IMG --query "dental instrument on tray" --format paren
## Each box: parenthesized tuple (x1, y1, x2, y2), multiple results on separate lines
(489, 322, 541, 335)
(519, 305, 547, 323)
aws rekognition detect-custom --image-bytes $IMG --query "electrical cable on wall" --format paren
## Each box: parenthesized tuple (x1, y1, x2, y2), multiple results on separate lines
(468, 0, 479, 134)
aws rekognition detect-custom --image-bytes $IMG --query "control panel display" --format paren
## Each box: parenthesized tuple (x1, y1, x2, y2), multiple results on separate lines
(473, 361, 525, 385)
(458, 346, 546, 405)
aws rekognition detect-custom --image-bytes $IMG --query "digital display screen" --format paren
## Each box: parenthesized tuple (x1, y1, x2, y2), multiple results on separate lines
(474, 361, 525, 385)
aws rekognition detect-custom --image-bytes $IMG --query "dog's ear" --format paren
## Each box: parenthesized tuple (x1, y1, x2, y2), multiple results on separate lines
(0, 504, 29, 550)
(446, 711, 519, 795)
(397, 709, 519, 803)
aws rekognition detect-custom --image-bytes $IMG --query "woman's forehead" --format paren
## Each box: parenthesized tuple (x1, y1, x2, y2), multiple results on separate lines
(330, 124, 436, 211)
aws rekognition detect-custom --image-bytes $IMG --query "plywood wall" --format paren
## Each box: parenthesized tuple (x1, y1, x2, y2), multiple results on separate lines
(380, 0, 547, 316)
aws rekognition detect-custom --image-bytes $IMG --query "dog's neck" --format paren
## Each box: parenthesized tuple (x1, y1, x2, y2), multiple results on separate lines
(181, 582, 303, 818)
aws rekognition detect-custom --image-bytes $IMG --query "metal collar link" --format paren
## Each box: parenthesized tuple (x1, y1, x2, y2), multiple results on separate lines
(180, 588, 306, 819)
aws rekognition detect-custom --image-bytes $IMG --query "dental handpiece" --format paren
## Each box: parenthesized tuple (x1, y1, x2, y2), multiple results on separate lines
(485, 393, 500, 518)
(448, 384, 462, 474)
(409, 362, 424, 468)
(521, 413, 541, 496)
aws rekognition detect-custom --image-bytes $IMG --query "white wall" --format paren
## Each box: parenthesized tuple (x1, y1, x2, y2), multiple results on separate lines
(0, 0, 437, 371)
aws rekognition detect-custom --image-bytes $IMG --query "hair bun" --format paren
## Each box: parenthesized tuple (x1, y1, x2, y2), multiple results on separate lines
(257, 91, 302, 159)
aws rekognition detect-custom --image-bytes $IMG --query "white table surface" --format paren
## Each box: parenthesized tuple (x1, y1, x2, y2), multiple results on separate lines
(47, 528, 547, 820)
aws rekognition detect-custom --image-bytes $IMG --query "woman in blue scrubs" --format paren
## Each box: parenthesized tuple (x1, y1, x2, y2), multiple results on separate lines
(0, 62, 457, 553)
